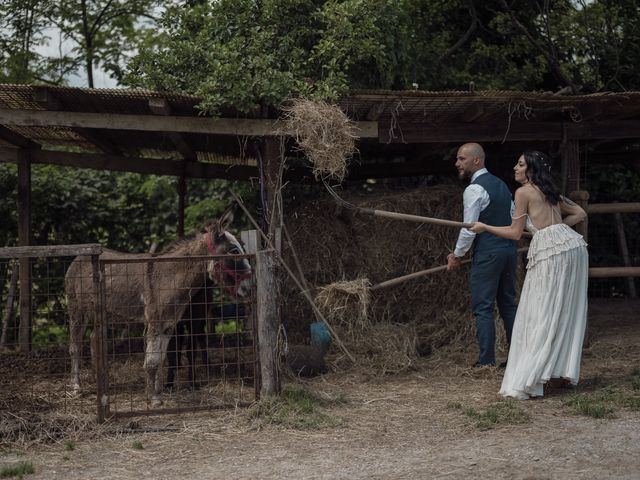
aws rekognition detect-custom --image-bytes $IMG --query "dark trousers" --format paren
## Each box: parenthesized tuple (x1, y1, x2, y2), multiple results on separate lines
(470, 248, 518, 365)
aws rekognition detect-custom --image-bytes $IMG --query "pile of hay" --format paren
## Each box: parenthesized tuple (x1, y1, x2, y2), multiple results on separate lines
(282, 183, 518, 374)
(314, 277, 372, 338)
(280, 98, 357, 182)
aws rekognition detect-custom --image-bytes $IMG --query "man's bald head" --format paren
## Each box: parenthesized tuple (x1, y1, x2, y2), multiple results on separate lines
(455, 143, 486, 179)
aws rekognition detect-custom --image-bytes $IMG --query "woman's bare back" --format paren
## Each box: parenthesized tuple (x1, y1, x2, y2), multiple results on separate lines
(519, 184, 587, 230)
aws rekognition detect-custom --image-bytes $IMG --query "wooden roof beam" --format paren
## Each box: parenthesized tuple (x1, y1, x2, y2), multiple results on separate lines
(459, 103, 485, 123)
(379, 120, 640, 143)
(0, 147, 257, 180)
(32, 87, 124, 156)
(0, 108, 378, 138)
(149, 98, 197, 160)
(0, 126, 41, 149)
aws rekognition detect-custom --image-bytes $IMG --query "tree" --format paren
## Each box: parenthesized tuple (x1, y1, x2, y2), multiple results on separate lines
(126, 0, 414, 114)
(0, 0, 75, 84)
(47, 0, 164, 87)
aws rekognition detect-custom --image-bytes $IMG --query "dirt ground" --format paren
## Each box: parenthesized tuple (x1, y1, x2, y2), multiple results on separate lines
(2, 298, 640, 480)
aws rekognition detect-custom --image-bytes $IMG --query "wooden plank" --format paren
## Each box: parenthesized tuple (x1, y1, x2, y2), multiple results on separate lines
(0, 147, 258, 180)
(0, 126, 40, 149)
(0, 244, 103, 259)
(589, 267, 640, 278)
(17, 152, 31, 351)
(0, 108, 378, 138)
(378, 119, 640, 143)
(587, 203, 640, 214)
(614, 212, 637, 298)
(149, 98, 197, 160)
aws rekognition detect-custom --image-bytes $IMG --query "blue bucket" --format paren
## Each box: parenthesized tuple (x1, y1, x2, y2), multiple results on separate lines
(310, 321, 332, 355)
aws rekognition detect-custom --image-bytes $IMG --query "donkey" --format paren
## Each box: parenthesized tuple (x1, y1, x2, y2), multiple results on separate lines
(65, 207, 252, 399)
(165, 278, 247, 390)
(141, 210, 253, 405)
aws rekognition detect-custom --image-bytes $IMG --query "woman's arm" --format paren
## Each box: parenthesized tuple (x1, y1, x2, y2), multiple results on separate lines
(559, 196, 587, 227)
(470, 187, 529, 240)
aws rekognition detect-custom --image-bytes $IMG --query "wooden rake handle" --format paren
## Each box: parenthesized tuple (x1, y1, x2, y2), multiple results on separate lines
(361, 207, 472, 229)
(370, 247, 529, 292)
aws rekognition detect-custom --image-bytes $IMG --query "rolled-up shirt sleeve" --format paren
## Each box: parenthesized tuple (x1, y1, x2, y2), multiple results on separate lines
(453, 184, 489, 258)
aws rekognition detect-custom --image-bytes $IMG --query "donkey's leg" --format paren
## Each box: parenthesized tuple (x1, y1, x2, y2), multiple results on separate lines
(68, 305, 87, 393)
(144, 332, 171, 406)
(165, 324, 181, 391)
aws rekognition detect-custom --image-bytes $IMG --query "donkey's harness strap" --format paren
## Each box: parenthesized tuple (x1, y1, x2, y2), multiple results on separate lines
(205, 233, 250, 298)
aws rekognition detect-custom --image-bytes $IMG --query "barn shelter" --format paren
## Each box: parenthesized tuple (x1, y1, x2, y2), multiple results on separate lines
(1, 84, 639, 418)
(1, 83, 640, 229)
(2, 83, 640, 276)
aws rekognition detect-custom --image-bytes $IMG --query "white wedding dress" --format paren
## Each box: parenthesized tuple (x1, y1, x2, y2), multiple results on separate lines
(499, 216, 588, 400)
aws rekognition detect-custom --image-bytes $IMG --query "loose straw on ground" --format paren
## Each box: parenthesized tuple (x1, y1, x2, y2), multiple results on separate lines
(280, 98, 358, 182)
(229, 189, 356, 363)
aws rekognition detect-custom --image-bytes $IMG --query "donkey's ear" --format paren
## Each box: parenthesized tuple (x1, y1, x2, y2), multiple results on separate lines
(218, 205, 235, 231)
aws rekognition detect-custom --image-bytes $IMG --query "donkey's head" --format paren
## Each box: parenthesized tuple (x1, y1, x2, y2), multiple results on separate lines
(203, 206, 253, 299)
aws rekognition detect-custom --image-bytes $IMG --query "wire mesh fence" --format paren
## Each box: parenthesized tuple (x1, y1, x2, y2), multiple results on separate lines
(0, 245, 258, 429)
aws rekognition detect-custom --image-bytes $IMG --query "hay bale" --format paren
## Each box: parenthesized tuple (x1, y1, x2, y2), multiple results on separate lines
(282, 183, 523, 373)
(280, 98, 357, 182)
(314, 277, 371, 339)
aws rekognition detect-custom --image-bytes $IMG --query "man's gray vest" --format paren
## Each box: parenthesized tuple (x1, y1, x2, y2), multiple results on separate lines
(472, 172, 517, 253)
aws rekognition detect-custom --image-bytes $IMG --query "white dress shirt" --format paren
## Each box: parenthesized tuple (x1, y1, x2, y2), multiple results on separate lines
(453, 169, 515, 258)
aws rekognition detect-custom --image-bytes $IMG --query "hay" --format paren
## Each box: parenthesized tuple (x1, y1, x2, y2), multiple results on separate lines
(281, 98, 357, 182)
(282, 183, 525, 374)
(314, 277, 371, 339)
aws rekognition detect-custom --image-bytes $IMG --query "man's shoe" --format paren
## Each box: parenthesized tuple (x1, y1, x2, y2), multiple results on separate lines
(473, 361, 495, 368)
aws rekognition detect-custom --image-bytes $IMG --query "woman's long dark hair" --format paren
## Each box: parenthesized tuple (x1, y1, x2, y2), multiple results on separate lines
(522, 150, 562, 204)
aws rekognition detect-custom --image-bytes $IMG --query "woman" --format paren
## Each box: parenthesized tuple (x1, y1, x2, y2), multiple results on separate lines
(470, 150, 588, 399)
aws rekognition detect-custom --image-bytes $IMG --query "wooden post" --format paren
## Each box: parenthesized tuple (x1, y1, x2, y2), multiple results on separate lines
(561, 138, 580, 195)
(256, 249, 280, 397)
(613, 211, 637, 298)
(261, 137, 282, 241)
(569, 190, 589, 242)
(17, 151, 31, 351)
(0, 266, 18, 348)
(93, 256, 109, 422)
(177, 167, 186, 239)
(257, 137, 283, 396)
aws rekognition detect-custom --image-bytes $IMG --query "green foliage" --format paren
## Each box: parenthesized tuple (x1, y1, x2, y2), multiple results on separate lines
(0, 461, 34, 479)
(250, 385, 346, 430)
(47, 0, 163, 87)
(127, 0, 418, 113)
(131, 440, 144, 450)
(0, 0, 73, 84)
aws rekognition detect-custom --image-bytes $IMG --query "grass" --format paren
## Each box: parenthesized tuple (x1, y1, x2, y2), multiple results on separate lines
(249, 385, 346, 430)
(64, 441, 75, 451)
(0, 461, 34, 479)
(448, 400, 530, 430)
(563, 371, 640, 418)
(131, 441, 144, 450)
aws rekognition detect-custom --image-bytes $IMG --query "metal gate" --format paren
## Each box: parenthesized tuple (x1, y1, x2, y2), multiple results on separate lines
(0, 244, 258, 425)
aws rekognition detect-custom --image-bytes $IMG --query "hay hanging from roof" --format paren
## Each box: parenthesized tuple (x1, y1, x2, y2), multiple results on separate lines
(281, 98, 358, 182)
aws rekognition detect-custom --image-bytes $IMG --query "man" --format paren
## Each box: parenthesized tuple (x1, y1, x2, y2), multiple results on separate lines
(447, 143, 517, 367)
